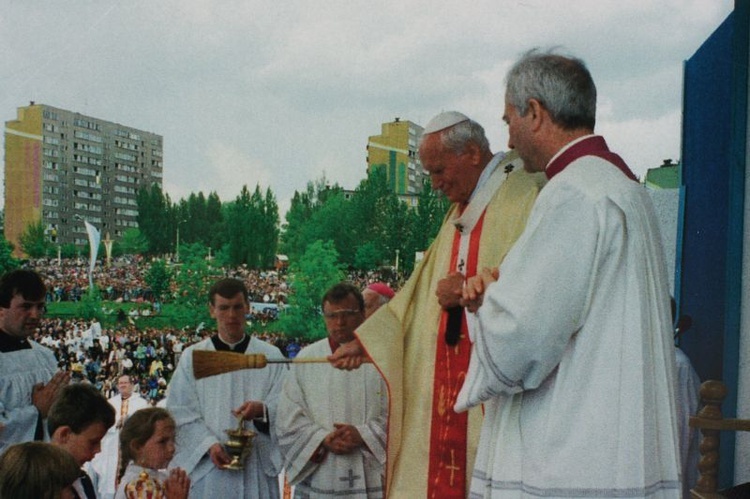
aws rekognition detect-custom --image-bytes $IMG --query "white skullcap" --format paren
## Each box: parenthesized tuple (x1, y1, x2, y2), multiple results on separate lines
(423, 111, 470, 134)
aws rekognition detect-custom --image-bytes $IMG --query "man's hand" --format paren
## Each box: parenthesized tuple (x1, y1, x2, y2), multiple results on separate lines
(436, 272, 465, 308)
(32, 370, 70, 418)
(328, 339, 367, 371)
(208, 442, 232, 468)
(461, 267, 499, 313)
(232, 401, 265, 421)
(164, 467, 191, 499)
(323, 424, 363, 455)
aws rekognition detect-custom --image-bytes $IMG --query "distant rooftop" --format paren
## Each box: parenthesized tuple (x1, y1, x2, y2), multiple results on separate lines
(644, 159, 680, 189)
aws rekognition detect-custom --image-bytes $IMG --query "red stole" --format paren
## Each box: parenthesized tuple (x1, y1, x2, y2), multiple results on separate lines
(427, 211, 486, 498)
(546, 135, 638, 181)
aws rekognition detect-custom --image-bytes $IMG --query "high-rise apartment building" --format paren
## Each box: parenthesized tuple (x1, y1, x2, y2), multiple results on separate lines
(4, 103, 163, 253)
(366, 118, 426, 201)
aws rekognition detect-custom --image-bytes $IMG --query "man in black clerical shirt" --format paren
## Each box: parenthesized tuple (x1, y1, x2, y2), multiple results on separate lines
(0, 269, 69, 453)
(167, 278, 287, 497)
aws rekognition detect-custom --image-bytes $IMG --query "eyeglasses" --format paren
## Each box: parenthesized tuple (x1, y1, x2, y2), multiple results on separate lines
(323, 309, 361, 320)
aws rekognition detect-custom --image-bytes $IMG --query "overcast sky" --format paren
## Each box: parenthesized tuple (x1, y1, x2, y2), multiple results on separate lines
(0, 0, 734, 216)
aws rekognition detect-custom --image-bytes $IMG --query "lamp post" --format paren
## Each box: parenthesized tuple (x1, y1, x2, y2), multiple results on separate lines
(395, 249, 400, 274)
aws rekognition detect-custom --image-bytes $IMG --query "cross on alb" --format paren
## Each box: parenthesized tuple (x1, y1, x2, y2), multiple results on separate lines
(339, 469, 361, 488)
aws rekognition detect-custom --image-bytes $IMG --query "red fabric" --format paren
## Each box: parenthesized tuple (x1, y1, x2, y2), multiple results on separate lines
(367, 282, 395, 299)
(545, 135, 637, 181)
(327, 337, 340, 354)
(426, 212, 485, 498)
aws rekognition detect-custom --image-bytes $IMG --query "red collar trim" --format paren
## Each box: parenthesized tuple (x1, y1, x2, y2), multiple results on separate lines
(545, 136, 638, 182)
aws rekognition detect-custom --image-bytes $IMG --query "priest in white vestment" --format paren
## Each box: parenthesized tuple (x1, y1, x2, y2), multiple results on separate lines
(0, 269, 69, 454)
(90, 373, 149, 499)
(167, 278, 287, 498)
(277, 283, 387, 498)
(458, 50, 682, 498)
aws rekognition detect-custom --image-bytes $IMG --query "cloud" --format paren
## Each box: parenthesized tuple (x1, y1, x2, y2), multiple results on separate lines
(598, 109, 683, 177)
(0, 0, 734, 220)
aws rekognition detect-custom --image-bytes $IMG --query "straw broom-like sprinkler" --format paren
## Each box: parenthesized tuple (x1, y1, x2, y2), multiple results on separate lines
(192, 350, 370, 379)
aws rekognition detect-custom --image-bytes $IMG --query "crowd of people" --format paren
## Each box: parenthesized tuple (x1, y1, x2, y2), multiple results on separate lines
(32, 256, 401, 307)
(25, 261, 400, 409)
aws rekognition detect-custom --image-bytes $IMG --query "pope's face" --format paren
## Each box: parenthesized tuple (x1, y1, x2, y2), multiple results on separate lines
(210, 292, 249, 343)
(420, 133, 477, 204)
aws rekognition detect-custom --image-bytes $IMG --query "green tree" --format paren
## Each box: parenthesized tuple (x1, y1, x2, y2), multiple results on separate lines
(224, 185, 279, 268)
(117, 228, 149, 256)
(277, 240, 344, 341)
(137, 184, 174, 255)
(353, 241, 382, 270)
(19, 220, 51, 258)
(281, 177, 342, 261)
(380, 197, 411, 270)
(258, 188, 280, 268)
(304, 192, 354, 264)
(349, 168, 392, 249)
(0, 237, 19, 274)
(225, 186, 254, 266)
(76, 286, 104, 321)
(171, 247, 220, 328)
(60, 243, 80, 259)
(145, 259, 173, 303)
(205, 191, 225, 250)
(402, 179, 451, 273)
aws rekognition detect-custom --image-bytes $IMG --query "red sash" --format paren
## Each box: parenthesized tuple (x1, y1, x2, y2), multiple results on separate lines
(427, 212, 485, 498)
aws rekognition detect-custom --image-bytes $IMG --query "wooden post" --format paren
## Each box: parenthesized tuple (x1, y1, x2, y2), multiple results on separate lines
(691, 380, 727, 496)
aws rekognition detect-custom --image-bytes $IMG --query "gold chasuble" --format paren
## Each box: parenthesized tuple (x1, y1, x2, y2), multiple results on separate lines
(356, 153, 545, 498)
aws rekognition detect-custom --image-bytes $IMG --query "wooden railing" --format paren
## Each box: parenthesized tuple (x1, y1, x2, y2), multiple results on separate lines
(689, 380, 750, 498)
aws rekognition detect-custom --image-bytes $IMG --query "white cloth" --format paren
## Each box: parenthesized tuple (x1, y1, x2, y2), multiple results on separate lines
(675, 347, 701, 498)
(167, 337, 287, 498)
(457, 152, 682, 498)
(276, 339, 387, 498)
(90, 393, 149, 499)
(0, 342, 58, 452)
(115, 463, 169, 499)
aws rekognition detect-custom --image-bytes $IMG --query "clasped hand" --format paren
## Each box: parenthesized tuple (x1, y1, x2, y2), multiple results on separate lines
(460, 267, 499, 313)
(323, 423, 363, 455)
(32, 371, 70, 418)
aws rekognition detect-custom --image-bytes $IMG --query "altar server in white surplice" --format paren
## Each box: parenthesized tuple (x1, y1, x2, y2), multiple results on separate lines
(459, 50, 682, 498)
(167, 278, 287, 498)
(277, 282, 387, 498)
(90, 374, 149, 499)
(0, 269, 69, 454)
